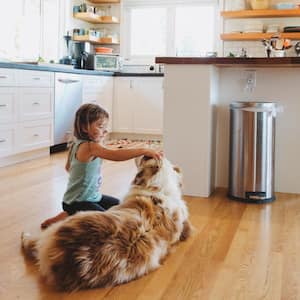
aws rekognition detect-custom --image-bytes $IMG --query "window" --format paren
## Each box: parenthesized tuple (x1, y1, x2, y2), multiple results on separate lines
(175, 6, 215, 56)
(123, 0, 217, 63)
(0, 0, 62, 62)
(130, 8, 167, 56)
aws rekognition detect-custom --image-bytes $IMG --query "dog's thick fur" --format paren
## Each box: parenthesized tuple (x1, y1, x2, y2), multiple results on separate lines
(21, 156, 191, 291)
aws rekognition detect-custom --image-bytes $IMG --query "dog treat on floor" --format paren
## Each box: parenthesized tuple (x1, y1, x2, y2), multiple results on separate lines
(21, 156, 191, 291)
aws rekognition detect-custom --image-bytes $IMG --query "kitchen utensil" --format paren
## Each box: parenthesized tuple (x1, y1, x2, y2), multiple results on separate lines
(275, 39, 284, 50)
(295, 42, 300, 56)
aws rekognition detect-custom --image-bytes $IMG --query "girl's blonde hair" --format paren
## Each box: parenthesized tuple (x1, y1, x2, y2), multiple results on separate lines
(74, 103, 109, 141)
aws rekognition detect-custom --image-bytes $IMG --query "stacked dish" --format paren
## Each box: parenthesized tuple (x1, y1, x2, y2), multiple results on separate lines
(95, 47, 113, 54)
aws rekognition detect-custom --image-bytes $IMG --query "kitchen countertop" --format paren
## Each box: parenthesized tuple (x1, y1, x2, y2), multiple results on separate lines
(0, 62, 164, 76)
(155, 56, 300, 67)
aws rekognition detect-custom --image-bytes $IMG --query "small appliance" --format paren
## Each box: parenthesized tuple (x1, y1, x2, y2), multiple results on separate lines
(86, 54, 121, 71)
(72, 42, 91, 69)
(59, 32, 76, 66)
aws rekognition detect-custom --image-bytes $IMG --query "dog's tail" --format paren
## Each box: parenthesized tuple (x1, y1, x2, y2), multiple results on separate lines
(21, 232, 38, 262)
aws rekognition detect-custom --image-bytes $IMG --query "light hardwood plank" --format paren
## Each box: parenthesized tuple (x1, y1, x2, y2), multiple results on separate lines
(1, 152, 300, 299)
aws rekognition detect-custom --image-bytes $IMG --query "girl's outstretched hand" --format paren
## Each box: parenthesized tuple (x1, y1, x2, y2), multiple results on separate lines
(143, 149, 164, 160)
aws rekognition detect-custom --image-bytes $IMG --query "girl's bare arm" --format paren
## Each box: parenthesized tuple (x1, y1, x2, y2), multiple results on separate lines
(90, 143, 162, 161)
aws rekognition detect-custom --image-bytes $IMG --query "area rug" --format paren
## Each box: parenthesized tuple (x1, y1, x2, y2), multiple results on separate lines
(106, 139, 162, 150)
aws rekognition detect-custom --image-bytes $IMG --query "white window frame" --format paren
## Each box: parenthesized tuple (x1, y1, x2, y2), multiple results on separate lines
(0, 0, 65, 62)
(122, 0, 219, 64)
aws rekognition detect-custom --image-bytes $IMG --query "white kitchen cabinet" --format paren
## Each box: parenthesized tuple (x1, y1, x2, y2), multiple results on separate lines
(17, 70, 54, 87)
(0, 124, 17, 157)
(113, 77, 163, 134)
(0, 68, 54, 164)
(133, 78, 163, 134)
(113, 77, 134, 133)
(19, 87, 53, 121)
(0, 88, 18, 124)
(82, 75, 114, 131)
(0, 69, 17, 86)
(18, 119, 52, 152)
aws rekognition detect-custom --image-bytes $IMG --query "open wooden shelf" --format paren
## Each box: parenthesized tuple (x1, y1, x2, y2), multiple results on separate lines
(221, 32, 300, 41)
(221, 9, 300, 18)
(73, 12, 119, 24)
(73, 35, 120, 45)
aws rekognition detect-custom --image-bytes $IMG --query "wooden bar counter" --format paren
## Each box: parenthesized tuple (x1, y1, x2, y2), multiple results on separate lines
(155, 56, 300, 197)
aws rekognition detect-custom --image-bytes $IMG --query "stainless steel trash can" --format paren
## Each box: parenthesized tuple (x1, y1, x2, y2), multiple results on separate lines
(228, 101, 277, 203)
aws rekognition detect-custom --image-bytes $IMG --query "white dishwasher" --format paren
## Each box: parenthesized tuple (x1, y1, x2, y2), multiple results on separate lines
(50, 73, 82, 153)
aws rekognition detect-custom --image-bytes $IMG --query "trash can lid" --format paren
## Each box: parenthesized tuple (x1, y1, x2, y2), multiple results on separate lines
(230, 101, 277, 111)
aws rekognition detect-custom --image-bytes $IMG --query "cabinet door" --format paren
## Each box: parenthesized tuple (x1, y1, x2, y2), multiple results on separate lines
(19, 88, 54, 121)
(83, 76, 113, 131)
(0, 88, 18, 124)
(113, 77, 134, 132)
(133, 77, 163, 134)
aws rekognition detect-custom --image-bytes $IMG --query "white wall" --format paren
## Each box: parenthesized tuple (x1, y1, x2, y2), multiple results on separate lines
(216, 67, 300, 193)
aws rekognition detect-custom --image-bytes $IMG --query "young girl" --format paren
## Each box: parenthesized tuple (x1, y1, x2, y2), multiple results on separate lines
(41, 103, 162, 229)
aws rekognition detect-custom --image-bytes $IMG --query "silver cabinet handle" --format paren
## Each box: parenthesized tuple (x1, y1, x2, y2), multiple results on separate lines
(58, 79, 80, 84)
(0, 139, 6, 143)
(32, 77, 41, 80)
(0, 75, 8, 79)
(33, 134, 39, 137)
(32, 102, 40, 105)
(0, 104, 7, 107)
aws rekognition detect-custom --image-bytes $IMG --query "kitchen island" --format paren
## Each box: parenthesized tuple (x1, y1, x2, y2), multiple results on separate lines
(156, 57, 300, 197)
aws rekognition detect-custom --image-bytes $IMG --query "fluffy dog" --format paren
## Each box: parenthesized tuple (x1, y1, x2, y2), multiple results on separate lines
(21, 156, 191, 291)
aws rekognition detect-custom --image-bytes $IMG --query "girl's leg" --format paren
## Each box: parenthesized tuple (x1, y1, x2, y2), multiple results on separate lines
(41, 211, 68, 229)
(99, 195, 120, 210)
(41, 197, 119, 229)
(63, 201, 106, 215)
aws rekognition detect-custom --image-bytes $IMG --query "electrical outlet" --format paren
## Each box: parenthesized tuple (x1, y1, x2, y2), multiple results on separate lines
(245, 70, 256, 88)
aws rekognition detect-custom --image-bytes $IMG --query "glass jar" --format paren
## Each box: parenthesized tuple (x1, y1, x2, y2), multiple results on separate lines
(104, 5, 112, 16)
(250, 0, 269, 9)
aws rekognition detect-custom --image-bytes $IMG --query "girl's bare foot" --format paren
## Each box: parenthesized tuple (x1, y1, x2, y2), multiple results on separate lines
(41, 212, 68, 229)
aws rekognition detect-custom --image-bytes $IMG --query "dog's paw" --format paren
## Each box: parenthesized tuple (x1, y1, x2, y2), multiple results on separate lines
(179, 220, 193, 241)
(21, 232, 31, 248)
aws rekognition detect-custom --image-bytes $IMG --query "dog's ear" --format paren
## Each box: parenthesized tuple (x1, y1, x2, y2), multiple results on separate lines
(134, 156, 143, 168)
(173, 166, 181, 174)
(132, 170, 146, 186)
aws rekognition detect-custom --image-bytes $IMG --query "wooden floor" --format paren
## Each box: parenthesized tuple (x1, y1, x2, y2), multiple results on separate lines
(1, 152, 300, 300)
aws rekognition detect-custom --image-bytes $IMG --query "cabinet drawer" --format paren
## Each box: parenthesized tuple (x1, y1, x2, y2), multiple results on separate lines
(18, 120, 52, 151)
(18, 70, 54, 87)
(19, 88, 53, 121)
(0, 125, 16, 158)
(0, 69, 17, 86)
(0, 88, 18, 124)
